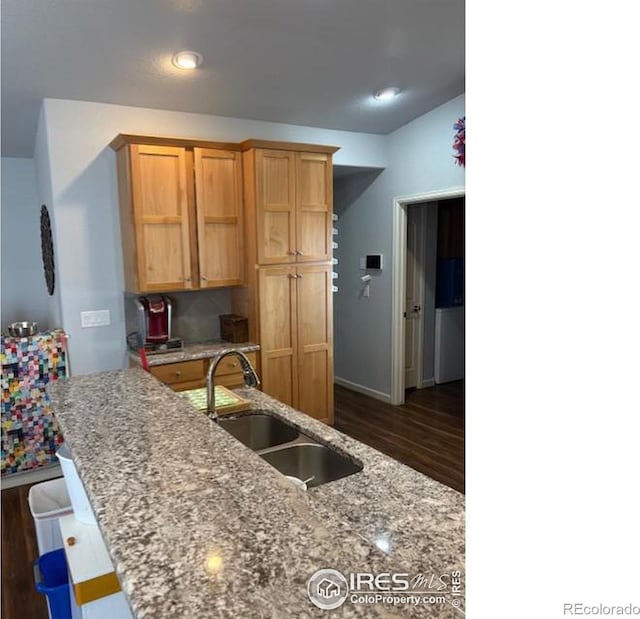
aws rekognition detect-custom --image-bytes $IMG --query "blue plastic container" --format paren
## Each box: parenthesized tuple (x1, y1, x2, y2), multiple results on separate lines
(34, 548, 72, 619)
(436, 258, 464, 308)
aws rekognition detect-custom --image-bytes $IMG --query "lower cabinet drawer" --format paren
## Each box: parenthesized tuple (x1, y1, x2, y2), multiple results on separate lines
(212, 351, 257, 376)
(150, 360, 205, 385)
(148, 351, 259, 392)
(214, 372, 244, 388)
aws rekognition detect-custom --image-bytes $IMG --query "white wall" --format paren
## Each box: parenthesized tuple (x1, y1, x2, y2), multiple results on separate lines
(39, 98, 389, 375)
(1, 157, 52, 328)
(334, 94, 465, 398)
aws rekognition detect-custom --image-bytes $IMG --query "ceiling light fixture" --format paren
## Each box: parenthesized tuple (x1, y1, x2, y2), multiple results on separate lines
(172, 50, 203, 70)
(374, 87, 400, 102)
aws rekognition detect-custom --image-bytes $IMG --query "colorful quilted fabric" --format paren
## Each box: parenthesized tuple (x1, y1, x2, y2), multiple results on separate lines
(1, 329, 67, 476)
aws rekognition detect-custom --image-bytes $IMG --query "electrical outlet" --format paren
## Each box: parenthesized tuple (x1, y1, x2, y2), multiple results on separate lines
(81, 310, 111, 328)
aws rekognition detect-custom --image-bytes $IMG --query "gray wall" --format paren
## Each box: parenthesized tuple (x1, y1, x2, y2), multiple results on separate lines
(334, 94, 465, 398)
(34, 106, 63, 332)
(1, 157, 51, 329)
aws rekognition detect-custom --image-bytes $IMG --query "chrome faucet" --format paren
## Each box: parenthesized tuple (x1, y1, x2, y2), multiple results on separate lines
(206, 350, 260, 423)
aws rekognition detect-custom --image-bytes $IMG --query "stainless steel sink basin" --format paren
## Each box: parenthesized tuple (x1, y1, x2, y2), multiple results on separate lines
(217, 412, 299, 450)
(259, 443, 363, 488)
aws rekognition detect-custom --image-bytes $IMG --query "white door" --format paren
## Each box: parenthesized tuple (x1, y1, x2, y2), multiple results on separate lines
(405, 207, 425, 389)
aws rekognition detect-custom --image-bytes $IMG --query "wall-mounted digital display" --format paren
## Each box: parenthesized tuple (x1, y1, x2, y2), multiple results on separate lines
(365, 254, 383, 270)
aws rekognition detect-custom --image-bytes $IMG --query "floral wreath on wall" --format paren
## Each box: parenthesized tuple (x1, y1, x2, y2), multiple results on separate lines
(453, 116, 465, 167)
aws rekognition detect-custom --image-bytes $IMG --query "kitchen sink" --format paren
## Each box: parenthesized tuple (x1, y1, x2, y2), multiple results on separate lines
(259, 443, 363, 488)
(217, 412, 299, 450)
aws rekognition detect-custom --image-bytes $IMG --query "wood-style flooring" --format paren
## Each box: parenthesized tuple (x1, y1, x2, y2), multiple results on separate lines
(1, 381, 463, 619)
(1, 482, 49, 619)
(334, 381, 465, 493)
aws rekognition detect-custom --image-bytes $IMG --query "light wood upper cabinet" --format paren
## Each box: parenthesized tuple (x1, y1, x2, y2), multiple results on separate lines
(255, 150, 296, 264)
(296, 152, 332, 262)
(130, 144, 193, 291)
(112, 136, 244, 293)
(252, 149, 332, 265)
(194, 148, 244, 287)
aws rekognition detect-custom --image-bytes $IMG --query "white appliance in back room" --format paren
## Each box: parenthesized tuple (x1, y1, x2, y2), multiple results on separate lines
(434, 306, 464, 384)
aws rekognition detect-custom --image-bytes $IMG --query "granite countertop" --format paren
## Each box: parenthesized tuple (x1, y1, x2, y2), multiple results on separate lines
(127, 340, 260, 366)
(48, 370, 465, 618)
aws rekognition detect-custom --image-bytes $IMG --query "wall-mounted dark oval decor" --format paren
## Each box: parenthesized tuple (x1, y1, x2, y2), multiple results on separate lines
(40, 205, 55, 296)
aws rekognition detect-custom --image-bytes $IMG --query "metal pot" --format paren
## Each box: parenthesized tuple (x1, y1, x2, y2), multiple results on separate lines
(7, 321, 39, 337)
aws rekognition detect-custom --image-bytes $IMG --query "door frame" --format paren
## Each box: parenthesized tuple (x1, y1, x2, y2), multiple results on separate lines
(405, 206, 426, 390)
(390, 187, 465, 405)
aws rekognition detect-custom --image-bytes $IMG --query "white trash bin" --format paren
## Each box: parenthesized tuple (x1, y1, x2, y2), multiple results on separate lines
(56, 445, 97, 525)
(28, 478, 74, 555)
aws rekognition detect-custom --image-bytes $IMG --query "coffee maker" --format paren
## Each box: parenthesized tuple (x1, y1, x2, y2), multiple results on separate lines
(128, 295, 184, 353)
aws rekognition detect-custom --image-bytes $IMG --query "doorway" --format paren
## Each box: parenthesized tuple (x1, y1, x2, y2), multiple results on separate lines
(391, 187, 465, 405)
(405, 198, 464, 392)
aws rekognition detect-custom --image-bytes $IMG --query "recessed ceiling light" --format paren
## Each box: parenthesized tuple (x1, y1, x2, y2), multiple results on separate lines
(172, 50, 203, 70)
(374, 87, 400, 102)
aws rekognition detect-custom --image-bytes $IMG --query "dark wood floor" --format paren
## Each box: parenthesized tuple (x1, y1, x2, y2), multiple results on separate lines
(1, 381, 463, 619)
(334, 381, 465, 493)
(1, 482, 49, 619)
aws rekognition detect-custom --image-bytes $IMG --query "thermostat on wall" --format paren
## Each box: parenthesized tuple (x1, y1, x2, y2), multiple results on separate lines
(364, 254, 383, 270)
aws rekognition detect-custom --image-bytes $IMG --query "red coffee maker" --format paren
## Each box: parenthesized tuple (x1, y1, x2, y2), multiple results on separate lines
(131, 296, 183, 353)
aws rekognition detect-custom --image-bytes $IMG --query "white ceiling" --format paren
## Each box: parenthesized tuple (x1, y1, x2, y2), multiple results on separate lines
(1, 0, 465, 158)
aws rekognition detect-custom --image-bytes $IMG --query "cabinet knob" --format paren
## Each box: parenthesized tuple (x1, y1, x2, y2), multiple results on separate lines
(295, 250, 304, 256)
(287, 251, 296, 256)
(175, 371, 182, 377)
(67, 536, 76, 546)
(201, 275, 208, 281)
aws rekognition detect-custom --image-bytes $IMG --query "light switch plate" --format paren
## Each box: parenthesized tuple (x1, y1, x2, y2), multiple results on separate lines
(81, 309, 111, 328)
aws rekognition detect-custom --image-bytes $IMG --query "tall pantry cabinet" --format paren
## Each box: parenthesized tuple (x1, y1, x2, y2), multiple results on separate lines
(236, 142, 338, 424)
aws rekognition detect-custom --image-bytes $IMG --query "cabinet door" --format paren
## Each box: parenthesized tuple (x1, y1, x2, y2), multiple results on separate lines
(258, 266, 298, 407)
(256, 150, 296, 264)
(194, 148, 244, 287)
(295, 152, 332, 262)
(130, 145, 193, 291)
(296, 264, 333, 423)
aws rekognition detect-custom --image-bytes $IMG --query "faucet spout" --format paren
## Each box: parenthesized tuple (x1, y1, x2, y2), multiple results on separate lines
(206, 350, 260, 423)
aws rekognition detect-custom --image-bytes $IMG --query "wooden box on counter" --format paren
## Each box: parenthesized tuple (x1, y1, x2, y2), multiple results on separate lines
(219, 314, 249, 343)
